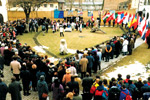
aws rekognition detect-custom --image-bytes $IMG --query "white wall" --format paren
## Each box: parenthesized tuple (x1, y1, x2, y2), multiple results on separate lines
(0, 0, 8, 22)
(9, 3, 59, 12)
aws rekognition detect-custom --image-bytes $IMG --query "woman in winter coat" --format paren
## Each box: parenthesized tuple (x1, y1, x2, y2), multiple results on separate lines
(51, 79, 64, 100)
(37, 75, 49, 100)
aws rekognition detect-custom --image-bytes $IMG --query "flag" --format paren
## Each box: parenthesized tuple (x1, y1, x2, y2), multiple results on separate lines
(117, 11, 124, 24)
(91, 14, 94, 21)
(131, 16, 138, 30)
(106, 13, 114, 23)
(138, 18, 148, 40)
(128, 14, 134, 28)
(115, 13, 118, 23)
(123, 13, 129, 24)
(102, 13, 110, 22)
(119, 12, 127, 24)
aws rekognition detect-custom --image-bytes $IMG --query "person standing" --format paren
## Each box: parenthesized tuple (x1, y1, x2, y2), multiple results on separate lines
(51, 79, 64, 100)
(20, 65, 31, 96)
(0, 78, 8, 100)
(122, 38, 129, 56)
(79, 54, 88, 79)
(105, 43, 112, 62)
(86, 52, 94, 76)
(92, 52, 99, 73)
(60, 24, 64, 37)
(0, 54, 4, 72)
(42, 24, 46, 36)
(82, 72, 93, 93)
(37, 75, 49, 100)
(10, 57, 21, 81)
(97, 49, 102, 70)
(146, 34, 150, 49)
(79, 22, 82, 33)
(8, 77, 22, 100)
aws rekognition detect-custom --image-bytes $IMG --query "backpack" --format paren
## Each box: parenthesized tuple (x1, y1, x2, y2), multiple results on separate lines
(90, 86, 96, 94)
(95, 90, 108, 99)
(121, 91, 132, 100)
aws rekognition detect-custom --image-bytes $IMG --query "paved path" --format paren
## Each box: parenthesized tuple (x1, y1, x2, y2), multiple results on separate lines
(3, 38, 144, 100)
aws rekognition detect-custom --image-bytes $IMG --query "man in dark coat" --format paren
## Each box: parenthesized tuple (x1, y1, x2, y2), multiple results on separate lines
(115, 37, 121, 58)
(146, 34, 150, 49)
(108, 82, 121, 100)
(0, 54, 4, 71)
(134, 78, 144, 99)
(67, 76, 79, 94)
(86, 52, 94, 76)
(0, 78, 8, 100)
(141, 80, 150, 97)
(82, 72, 93, 93)
(37, 75, 49, 100)
(20, 65, 31, 96)
(8, 77, 22, 100)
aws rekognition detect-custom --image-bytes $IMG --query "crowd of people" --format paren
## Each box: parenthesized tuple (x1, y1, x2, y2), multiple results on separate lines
(0, 17, 149, 100)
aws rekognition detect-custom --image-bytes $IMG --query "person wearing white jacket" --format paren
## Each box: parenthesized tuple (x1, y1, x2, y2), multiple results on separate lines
(122, 38, 129, 55)
(59, 24, 64, 37)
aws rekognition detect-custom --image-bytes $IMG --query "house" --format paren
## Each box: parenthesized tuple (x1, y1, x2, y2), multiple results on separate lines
(0, 0, 8, 23)
(8, 0, 65, 11)
(64, 0, 103, 11)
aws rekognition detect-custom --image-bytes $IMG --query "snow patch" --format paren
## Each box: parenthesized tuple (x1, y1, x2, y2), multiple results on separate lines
(67, 49, 77, 54)
(48, 57, 58, 63)
(102, 61, 150, 80)
(33, 46, 49, 54)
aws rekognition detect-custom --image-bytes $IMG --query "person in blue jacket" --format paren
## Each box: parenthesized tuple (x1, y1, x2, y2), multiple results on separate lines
(120, 84, 131, 100)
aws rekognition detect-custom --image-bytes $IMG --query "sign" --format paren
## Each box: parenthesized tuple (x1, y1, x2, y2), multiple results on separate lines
(68, 10, 73, 16)
(88, 11, 93, 17)
(78, 11, 83, 16)
(54, 10, 64, 18)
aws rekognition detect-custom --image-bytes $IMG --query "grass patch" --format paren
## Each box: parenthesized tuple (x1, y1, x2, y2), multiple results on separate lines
(37, 27, 123, 58)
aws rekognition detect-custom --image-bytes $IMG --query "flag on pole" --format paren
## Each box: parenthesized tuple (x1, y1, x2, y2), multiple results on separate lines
(117, 11, 124, 24)
(123, 13, 129, 24)
(106, 13, 114, 23)
(128, 14, 134, 28)
(91, 14, 94, 21)
(119, 12, 127, 24)
(102, 13, 110, 22)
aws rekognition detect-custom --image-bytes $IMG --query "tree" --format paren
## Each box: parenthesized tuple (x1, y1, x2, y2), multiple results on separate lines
(7, 0, 47, 23)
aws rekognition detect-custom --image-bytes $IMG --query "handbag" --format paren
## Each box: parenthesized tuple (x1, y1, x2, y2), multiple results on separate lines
(42, 93, 48, 98)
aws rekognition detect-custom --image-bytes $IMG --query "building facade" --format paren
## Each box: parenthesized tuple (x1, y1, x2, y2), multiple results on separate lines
(0, 0, 8, 23)
(8, 0, 65, 12)
(64, 0, 103, 11)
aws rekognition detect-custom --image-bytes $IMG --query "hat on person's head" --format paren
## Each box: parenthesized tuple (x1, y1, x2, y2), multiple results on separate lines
(66, 92, 74, 99)
(1, 43, 5, 47)
(66, 69, 71, 73)
(5, 46, 8, 50)
(74, 73, 78, 77)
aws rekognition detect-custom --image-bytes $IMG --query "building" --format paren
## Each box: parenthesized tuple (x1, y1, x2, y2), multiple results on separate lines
(138, 0, 150, 18)
(103, 0, 130, 10)
(0, 0, 8, 23)
(64, 0, 103, 11)
(8, 0, 65, 11)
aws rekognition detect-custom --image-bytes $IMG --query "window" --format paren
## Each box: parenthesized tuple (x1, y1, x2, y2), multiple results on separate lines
(0, 1, 2, 6)
(44, 4, 47, 7)
(148, 0, 150, 5)
(50, 4, 53, 7)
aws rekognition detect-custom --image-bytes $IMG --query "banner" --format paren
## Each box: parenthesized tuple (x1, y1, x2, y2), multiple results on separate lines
(68, 10, 73, 16)
(88, 11, 93, 17)
(54, 10, 64, 18)
(78, 11, 83, 16)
